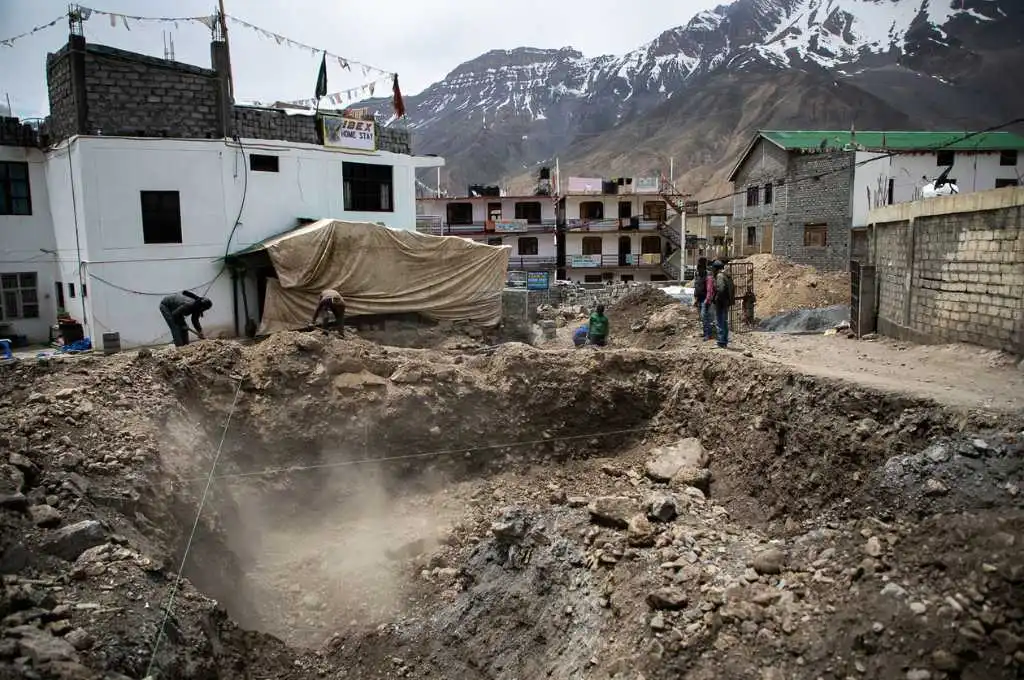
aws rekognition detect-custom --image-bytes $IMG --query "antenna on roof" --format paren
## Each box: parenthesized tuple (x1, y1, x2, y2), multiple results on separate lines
(162, 31, 175, 61)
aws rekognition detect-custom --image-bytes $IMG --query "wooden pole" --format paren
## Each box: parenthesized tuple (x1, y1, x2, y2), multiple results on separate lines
(218, 0, 234, 101)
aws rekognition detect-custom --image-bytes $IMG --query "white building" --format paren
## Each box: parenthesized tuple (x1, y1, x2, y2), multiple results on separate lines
(560, 176, 671, 283)
(416, 194, 558, 273)
(0, 34, 443, 349)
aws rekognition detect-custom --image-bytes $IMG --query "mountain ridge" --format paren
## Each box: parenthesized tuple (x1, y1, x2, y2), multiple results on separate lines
(358, 0, 1023, 199)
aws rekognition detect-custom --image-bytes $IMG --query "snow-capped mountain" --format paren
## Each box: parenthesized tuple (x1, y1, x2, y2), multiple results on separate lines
(363, 0, 1022, 195)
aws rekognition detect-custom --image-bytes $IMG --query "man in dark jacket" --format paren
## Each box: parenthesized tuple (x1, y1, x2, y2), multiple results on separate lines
(159, 291, 212, 347)
(693, 257, 713, 340)
(709, 260, 734, 348)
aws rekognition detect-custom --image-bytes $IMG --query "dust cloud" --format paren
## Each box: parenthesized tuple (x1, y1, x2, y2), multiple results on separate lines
(224, 446, 461, 647)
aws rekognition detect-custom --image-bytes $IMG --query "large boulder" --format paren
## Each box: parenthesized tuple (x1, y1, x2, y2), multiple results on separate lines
(40, 520, 107, 561)
(645, 438, 708, 482)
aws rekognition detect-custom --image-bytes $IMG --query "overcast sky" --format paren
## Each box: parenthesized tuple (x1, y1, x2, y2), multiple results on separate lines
(0, 0, 721, 119)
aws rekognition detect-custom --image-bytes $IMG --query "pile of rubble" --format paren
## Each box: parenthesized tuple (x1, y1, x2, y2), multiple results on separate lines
(740, 254, 850, 319)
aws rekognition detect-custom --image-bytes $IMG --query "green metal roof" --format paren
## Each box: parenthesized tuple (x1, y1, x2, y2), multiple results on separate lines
(760, 130, 1024, 152)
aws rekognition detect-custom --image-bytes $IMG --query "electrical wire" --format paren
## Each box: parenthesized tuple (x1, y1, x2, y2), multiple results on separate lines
(692, 117, 1024, 208)
(144, 376, 244, 680)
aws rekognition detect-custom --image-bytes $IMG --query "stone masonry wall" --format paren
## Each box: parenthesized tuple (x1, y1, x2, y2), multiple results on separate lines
(774, 151, 854, 272)
(871, 220, 911, 328)
(233, 106, 412, 154)
(45, 49, 76, 144)
(82, 45, 221, 138)
(870, 195, 1024, 354)
(732, 139, 789, 256)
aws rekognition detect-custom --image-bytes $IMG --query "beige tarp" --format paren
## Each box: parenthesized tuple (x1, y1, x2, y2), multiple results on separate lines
(256, 219, 509, 333)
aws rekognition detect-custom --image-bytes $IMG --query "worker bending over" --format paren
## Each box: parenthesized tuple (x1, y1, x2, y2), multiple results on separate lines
(312, 289, 346, 333)
(159, 290, 212, 347)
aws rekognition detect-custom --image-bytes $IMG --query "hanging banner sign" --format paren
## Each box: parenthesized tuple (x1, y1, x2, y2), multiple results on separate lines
(493, 219, 528, 233)
(322, 115, 376, 152)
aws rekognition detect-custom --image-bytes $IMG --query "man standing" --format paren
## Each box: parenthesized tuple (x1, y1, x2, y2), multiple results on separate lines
(159, 291, 212, 347)
(709, 260, 734, 349)
(587, 304, 610, 347)
(312, 289, 346, 333)
(693, 257, 713, 341)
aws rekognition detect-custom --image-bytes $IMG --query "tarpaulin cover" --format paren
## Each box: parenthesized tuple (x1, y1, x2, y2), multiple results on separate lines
(255, 219, 509, 333)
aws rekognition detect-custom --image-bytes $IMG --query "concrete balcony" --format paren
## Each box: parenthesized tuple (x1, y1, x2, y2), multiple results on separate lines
(566, 253, 663, 268)
(565, 218, 660, 232)
(415, 218, 557, 236)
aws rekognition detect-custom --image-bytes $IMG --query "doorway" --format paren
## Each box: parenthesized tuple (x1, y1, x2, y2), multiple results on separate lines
(618, 236, 632, 267)
(488, 202, 502, 222)
(618, 201, 632, 218)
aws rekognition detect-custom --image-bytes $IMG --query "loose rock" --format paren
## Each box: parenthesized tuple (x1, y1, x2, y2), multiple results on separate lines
(644, 438, 707, 482)
(647, 587, 688, 611)
(40, 520, 107, 561)
(752, 548, 786, 575)
(588, 497, 637, 529)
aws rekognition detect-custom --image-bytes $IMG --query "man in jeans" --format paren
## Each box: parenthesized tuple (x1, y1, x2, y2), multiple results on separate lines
(692, 257, 713, 341)
(710, 260, 733, 348)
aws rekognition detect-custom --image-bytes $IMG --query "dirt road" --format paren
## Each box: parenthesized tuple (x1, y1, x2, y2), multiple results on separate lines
(746, 332, 1024, 412)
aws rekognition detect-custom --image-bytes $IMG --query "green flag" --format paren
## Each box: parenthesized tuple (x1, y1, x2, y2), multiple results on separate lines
(315, 52, 327, 100)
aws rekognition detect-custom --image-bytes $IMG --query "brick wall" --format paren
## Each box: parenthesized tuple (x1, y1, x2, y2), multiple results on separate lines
(869, 188, 1024, 354)
(82, 45, 221, 138)
(0, 117, 41, 147)
(774, 151, 854, 271)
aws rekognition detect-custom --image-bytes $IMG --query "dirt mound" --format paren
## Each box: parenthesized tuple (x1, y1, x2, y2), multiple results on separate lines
(740, 253, 850, 319)
(608, 288, 700, 349)
(1, 334, 1023, 679)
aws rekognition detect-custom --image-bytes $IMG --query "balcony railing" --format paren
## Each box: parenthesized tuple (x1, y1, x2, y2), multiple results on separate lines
(565, 218, 660, 232)
(415, 218, 557, 236)
(507, 256, 557, 270)
(566, 253, 663, 268)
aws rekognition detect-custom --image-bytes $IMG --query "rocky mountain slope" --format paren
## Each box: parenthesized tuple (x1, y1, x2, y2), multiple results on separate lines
(364, 0, 1023, 200)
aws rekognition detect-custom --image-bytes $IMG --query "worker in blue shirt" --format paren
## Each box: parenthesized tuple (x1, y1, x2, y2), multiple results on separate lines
(572, 325, 589, 348)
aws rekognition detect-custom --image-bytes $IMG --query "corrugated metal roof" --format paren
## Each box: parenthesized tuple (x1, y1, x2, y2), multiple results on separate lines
(760, 130, 1024, 152)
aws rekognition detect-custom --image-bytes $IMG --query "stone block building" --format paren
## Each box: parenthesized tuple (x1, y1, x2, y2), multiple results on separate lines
(728, 130, 1024, 272)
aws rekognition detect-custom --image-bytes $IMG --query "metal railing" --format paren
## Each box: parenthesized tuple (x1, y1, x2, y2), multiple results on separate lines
(564, 218, 660, 232)
(507, 256, 557, 270)
(415, 219, 558, 236)
(566, 253, 663, 269)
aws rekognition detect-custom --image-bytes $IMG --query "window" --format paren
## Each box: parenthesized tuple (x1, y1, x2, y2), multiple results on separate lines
(999, 150, 1017, 167)
(0, 161, 32, 216)
(343, 162, 393, 212)
(249, 154, 279, 172)
(804, 223, 828, 247)
(620, 274, 634, 282)
(581, 237, 602, 255)
(763, 182, 773, 205)
(887, 178, 894, 205)
(618, 201, 632, 219)
(446, 202, 474, 225)
(745, 186, 760, 207)
(584, 274, 603, 283)
(517, 237, 538, 256)
(0, 273, 39, 320)
(995, 178, 1019, 188)
(747, 226, 757, 246)
(68, 282, 76, 299)
(140, 191, 182, 244)
(650, 274, 668, 282)
(643, 201, 666, 221)
(936, 150, 954, 166)
(640, 236, 661, 254)
(486, 237, 503, 246)
(55, 281, 65, 310)
(487, 202, 502, 222)
(579, 201, 603, 220)
(514, 201, 542, 224)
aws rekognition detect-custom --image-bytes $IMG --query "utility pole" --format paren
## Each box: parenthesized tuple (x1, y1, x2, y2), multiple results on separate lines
(218, 0, 234, 101)
(670, 157, 674, 183)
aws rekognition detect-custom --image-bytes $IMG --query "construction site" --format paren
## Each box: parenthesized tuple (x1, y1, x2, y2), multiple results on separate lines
(1, 265, 1023, 680)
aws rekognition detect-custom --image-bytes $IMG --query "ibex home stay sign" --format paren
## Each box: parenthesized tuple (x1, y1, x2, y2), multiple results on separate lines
(323, 115, 377, 152)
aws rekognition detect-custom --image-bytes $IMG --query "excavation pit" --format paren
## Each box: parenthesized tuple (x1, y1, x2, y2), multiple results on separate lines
(1, 331, 1023, 680)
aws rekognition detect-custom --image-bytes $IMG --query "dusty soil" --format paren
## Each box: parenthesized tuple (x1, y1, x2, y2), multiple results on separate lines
(748, 332, 1024, 412)
(0, 297, 1022, 680)
(739, 253, 851, 319)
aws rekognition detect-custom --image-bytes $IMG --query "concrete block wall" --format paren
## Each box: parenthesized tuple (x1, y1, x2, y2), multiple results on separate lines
(775, 151, 854, 271)
(0, 117, 41, 147)
(45, 50, 76, 143)
(871, 220, 911, 327)
(82, 46, 221, 138)
(870, 190, 1024, 354)
(232, 106, 412, 154)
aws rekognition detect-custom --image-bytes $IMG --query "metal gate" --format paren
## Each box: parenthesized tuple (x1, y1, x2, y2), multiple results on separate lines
(850, 260, 877, 337)
(726, 261, 755, 330)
